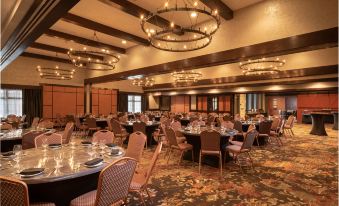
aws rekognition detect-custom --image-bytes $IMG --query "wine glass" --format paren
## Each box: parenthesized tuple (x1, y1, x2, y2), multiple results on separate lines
(13, 145, 22, 156)
(99, 140, 106, 155)
(54, 152, 63, 169)
(69, 137, 76, 149)
(41, 137, 48, 151)
(92, 139, 98, 148)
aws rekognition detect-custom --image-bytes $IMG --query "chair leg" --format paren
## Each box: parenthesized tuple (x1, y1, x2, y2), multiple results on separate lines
(246, 152, 254, 170)
(198, 151, 202, 174)
(137, 191, 146, 206)
(219, 152, 222, 176)
(191, 149, 194, 162)
(178, 150, 184, 166)
(166, 148, 172, 165)
(145, 187, 153, 204)
(290, 129, 295, 136)
(256, 136, 260, 147)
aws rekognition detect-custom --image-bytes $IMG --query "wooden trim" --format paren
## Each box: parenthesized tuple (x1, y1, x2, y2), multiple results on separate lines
(200, 0, 233, 20)
(0, 84, 41, 90)
(146, 65, 338, 90)
(45, 29, 126, 54)
(1, 0, 79, 69)
(21, 52, 71, 64)
(85, 27, 338, 84)
(62, 13, 149, 46)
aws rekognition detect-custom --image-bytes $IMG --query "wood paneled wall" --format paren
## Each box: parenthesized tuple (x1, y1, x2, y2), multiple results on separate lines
(43, 85, 84, 120)
(297, 93, 338, 122)
(218, 95, 231, 112)
(171, 96, 189, 113)
(91, 88, 118, 116)
(197, 96, 208, 111)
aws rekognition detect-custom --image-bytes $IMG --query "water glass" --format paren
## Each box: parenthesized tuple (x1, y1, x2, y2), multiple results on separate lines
(41, 137, 48, 151)
(54, 152, 63, 168)
(70, 137, 76, 149)
(13, 144, 22, 156)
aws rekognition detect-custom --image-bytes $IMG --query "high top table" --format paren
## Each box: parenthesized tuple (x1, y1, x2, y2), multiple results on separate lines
(332, 112, 338, 130)
(0, 143, 125, 206)
(310, 112, 332, 136)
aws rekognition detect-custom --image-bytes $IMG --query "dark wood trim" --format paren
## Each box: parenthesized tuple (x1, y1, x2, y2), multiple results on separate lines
(200, 0, 233, 20)
(146, 65, 338, 90)
(39, 83, 83, 88)
(62, 13, 149, 46)
(100, 0, 183, 31)
(1, 0, 80, 69)
(44, 29, 126, 54)
(0, 84, 41, 90)
(21, 52, 71, 64)
(85, 27, 338, 84)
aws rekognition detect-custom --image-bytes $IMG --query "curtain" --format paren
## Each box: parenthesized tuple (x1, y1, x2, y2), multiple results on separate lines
(22, 88, 42, 125)
(141, 95, 147, 112)
(118, 93, 128, 112)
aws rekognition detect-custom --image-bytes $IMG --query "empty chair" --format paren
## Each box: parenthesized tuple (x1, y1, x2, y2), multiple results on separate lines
(165, 127, 194, 165)
(31, 117, 40, 129)
(22, 131, 44, 150)
(70, 158, 137, 206)
(130, 142, 163, 205)
(86, 117, 100, 136)
(133, 121, 147, 149)
(35, 133, 62, 148)
(92, 130, 114, 144)
(225, 129, 259, 170)
(111, 119, 128, 146)
(283, 115, 295, 137)
(269, 118, 282, 146)
(199, 130, 222, 176)
(125, 132, 147, 162)
(74, 117, 88, 137)
(61, 122, 74, 144)
(0, 176, 55, 206)
(257, 121, 272, 146)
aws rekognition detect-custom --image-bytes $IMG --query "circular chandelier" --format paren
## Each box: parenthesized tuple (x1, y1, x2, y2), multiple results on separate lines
(67, 32, 120, 71)
(141, 0, 221, 52)
(171, 70, 202, 86)
(132, 77, 155, 87)
(36, 65, 75, 80)
(239, 57, 286, 75)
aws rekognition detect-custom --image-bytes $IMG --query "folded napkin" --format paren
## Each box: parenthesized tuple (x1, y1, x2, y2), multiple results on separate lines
(84, 158, 103, 166)
(105, 143, 116, 148)
(1, 151, 14, 156)
(48, 143, 61, 147)
(19, 168, 44, 176)
(81, 141, 92, 145)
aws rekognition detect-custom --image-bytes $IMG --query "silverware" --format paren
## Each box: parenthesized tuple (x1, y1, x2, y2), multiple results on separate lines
(47, 168, 56, 177)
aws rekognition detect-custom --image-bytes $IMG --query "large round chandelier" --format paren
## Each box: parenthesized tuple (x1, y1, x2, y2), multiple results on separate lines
(141, 0, 221, 52)
(67, 32, 120, 71)
(36, 65, 75, 80)
(171, 70, 202, 86)
(132, 77, 155, 87)
(239, 57, 286, 75)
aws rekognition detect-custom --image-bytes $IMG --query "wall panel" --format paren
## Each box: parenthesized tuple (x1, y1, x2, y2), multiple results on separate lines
(91, 88, 118, 116)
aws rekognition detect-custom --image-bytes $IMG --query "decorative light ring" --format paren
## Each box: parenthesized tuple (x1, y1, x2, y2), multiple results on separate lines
(171, 70, 202, 85)
(141, 2, 220, 52)
(132, 77, 155, 87)
(36, 66, 75, 80)
(68, 48, 119, 71)
(239, 57, 286, 75)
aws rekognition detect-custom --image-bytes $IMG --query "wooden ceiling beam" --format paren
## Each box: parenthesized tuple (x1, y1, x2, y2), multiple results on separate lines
(200, 0, 233, 20)
(84, 27, 338, 84)
(44, 29, 126, 54)
(21, 52, 71, 64)
(62, 13, 150, 46)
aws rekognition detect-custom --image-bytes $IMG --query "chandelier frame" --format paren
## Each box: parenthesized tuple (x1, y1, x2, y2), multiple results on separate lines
(36, 66, 75, 80)
(171, 70, 202, 86)
(239, 58, 286, 75)
(132, 77, 155, 87)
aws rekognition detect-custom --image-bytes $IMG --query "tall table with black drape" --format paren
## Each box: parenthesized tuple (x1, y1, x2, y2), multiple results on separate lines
(22, 88, 42, 126)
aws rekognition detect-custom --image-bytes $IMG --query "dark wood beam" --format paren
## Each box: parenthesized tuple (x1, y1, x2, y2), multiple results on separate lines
(30, 42, 104, 60)
(84, 27, 338, 84)
(62, 13, 150, 46)
(21, 52, 71, 64)
(200, 0, 233, 20)
(44, 29, 126, 54)
(144, 65, 338, 90)
(1, 0, 80, 69)
(100, 0, 183, 31)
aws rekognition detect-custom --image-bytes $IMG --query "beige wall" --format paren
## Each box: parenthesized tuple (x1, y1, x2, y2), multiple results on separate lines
(1, 56, 87, 86)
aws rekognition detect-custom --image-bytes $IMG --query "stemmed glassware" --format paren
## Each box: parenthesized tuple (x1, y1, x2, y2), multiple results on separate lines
(99, 140, 106, 155)
(69, 137, 76, 149)
(54, 151, 63, 169)
(13, 145, 22, 172)
(42, 137, 48, 151)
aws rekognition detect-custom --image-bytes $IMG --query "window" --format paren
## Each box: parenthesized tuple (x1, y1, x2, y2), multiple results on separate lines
(0, 89, 23, 117)
(212, 97, 218, 111)
(128, 95, 142, 113)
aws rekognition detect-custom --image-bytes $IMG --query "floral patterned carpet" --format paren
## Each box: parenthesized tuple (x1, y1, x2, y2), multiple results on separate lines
(126, 123, 338, 206)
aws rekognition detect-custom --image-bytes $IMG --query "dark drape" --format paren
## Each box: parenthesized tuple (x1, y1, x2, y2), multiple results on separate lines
(141, 95, 147, 112)
(118, 93, 128, 112)
(23, 88, 42, 125)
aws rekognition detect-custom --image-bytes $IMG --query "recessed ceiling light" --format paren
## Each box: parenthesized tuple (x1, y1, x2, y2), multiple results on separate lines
(122, 40, 127, 44)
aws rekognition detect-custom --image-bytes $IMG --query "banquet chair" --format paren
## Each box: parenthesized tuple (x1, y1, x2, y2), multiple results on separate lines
(70, 158, 137, 206)
(61, 122, 74, 144)
(74, 117, 88, 137)
(111, 119, 128, 146)
(34, 133, 62, 148)
(257, 121, 272, 146)
(269, 118, 283, 146)
(199, 130, 222, 176)
(86, 117, 100, 136)
(92, 130, 114, 144)
(130, 142, 163, 205)
(283, 115, 295, 137)
(37, 120, 54, 129)
(22, 131, 44, 150)
(0, 123, 12, 130)
(225, 129, 259, 170)
(0, 176, 55, 206)
(133, 121, 147, 149)
(31, 117, 40, 129)
(165, 127, 194, 165)
(233, 120, 244, 140)
(170, 120, 186, 143)
(125, 132, 147, 163)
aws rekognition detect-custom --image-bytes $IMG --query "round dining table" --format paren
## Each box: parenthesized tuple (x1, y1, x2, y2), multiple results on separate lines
(0, 143, 125, 206)
(180, 127, 237, 167)
(121, 121, 160, 145)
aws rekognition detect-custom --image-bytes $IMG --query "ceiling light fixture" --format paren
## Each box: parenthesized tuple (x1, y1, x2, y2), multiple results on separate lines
(239, 57, 286, 75)
(141, 0, 221, 52)
(36, 65, 75, 80)
(171, 70, 202, 86)
(132, 77, 155, 87)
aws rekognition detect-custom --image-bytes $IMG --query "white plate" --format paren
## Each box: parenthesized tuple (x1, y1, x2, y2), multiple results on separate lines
(109, 151, 123, 156)
(84, 161, 103, 168)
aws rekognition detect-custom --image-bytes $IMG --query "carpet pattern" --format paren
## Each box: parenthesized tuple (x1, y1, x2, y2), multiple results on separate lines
(126, 123, 338, 206)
